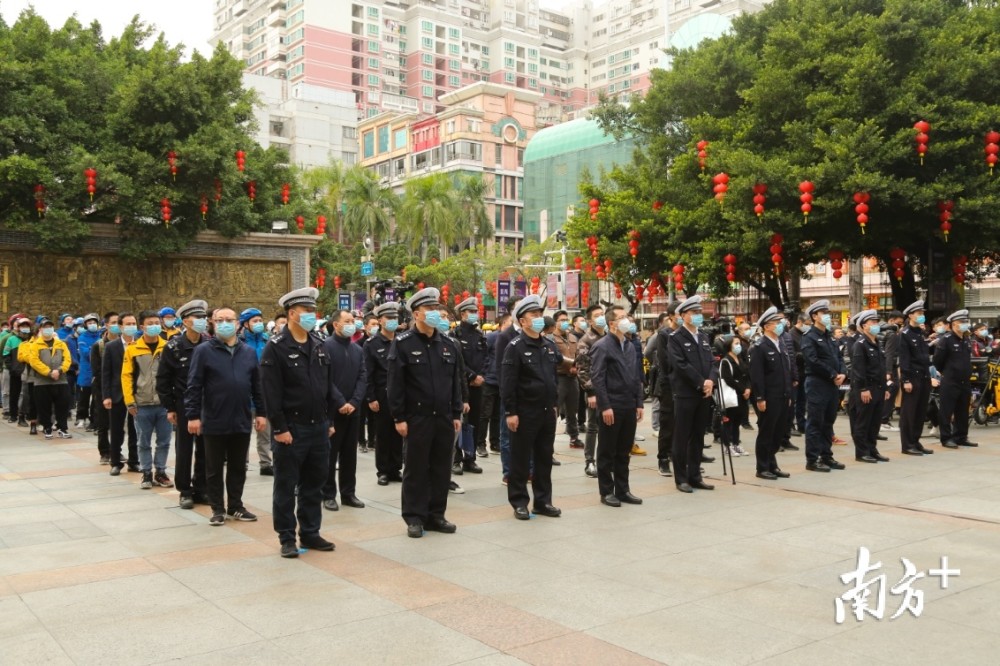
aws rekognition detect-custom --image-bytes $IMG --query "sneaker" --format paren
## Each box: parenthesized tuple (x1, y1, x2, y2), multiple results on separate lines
(29, 423, 37, 435)
(501, 476, 509, 486)
(99, 455, 110, 465)
(44, 429, 53, 440)
(651, 429, 659, 436)
(569, 439, 584, 449)
(451, 462, 463, 476)
(658, 460, 672, 477)
(448, 480, 465, 494)
(725, 445, 737, 457)
(832, 436, 847, 445)
(584, 461, 597, 478)
(259, 465, 274, 476)
(928, 426, 937, 435)
(280, 542, 299, 558)
(476, 445, 488, 458)
(126, 463, 141, 473)
(227, 508, 258, 522)
(209, 512, 225, 526)
(734, 444, 748, 456)
(56, 430, 72, 439)
(154, 471, 173, 488)
(179, 495, 194, 510)
(634, 434, 646, 442)
(489, 444, 500, 453)
(109, 465, 122, 476)
(16, 417, 28, 427)
(75, 420, 85, 428)
(631, 443, 647, 456)
(880, 423, 899, 432)
(140, 472, 153, 489)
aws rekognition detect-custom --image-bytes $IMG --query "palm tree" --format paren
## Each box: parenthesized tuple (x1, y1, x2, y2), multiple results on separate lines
(396, 173, 459, 261)
(341, 166, 398, 248)
(301, 160, 347, 241)
(455, 174, 494, 250)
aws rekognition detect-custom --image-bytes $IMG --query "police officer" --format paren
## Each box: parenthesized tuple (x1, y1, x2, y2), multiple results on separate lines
(800, 299, 848, 472)
(388, 287, 464, 539)
(260, 288, 337, 559)
(322, 309, 367, 511)
(849, 310, 891, 463)
(155, 299, 210, 509)
(749, 307, 793, 480)
(365, 302, 403, 486)
(898, 300, 935, 455)
(453, 297, 487, 472)
(654, 301, 680, 476)
(933, 309, 976, 449)
(668, 296, 718, 493)
(500, 295, 561, 520)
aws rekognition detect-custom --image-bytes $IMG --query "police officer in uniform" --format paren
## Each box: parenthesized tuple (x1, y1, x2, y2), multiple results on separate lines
(749, 306, 793, 480)
(849, 309, 891, 463)
(388, 288, 464, 538)
(933, 309, 977, 449)
(453, 297, 486, 473)
(260, 287, 338, 559)
(898, 300, 935, 455)
(500, 296, 562, 520)
(365, 302, 404, 486)
(668, 296, 718, 493)
(800, 299, 848, 472)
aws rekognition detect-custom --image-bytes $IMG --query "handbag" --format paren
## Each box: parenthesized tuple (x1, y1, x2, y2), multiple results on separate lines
(718, 358, 740, 409)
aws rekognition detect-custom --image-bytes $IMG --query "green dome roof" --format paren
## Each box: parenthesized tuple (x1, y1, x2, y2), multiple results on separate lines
(524, 118, 618, 162)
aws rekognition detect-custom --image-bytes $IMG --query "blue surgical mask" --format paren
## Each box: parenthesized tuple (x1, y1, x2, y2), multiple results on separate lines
(436, 319, 451, 334)
(691, 314, 704, 328)
(466, 314, 479, 325)
(775, 323, 785, 336)
(76, 326, 85, 335)
(578, 321, 588, 331)
(732, 344, 742, 355)
(144, 324, 162, 337)
(192, 318, 208, 334)
(19, 328, 30, 335)
(109, 324, 121, 335)
(559, 321, 570, 331)
(298, 313, 317, 331)
(122, 325, 137, 337)
(959, 323, 971, 333)
(87, 323, 99, 333)
(869, 325, 881, 335)
(935, 326, 946, 335)
(385, 320, 399, 332)
(977, 329, 989, 339)
(629, 323, 638, 335)
(424, 310, 442, 328)
(252, 322, 265, 335)
(594, 316, 607, 329)
(820, 314, 832, 328)
(916, 315, 926, 325)
(41, 327, 55, 339)
(163, 318, 176, 329)
(368, 325, 379, 336)
(617, 318, 632, 334)
(215, 321, 237, 339)
(341, 324, 357, 337)
(530, 317, 546, 333)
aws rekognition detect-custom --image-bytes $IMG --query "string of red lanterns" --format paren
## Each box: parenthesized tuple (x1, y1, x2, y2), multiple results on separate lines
(853, 192, 870, 234)
(752, 183, 767, 218)
(295, 214, 305, 231)
(953, 255, 967, 284)
(986, 131, 999, 175)
(913, 120, 930, 165)
(723, 253, 737, 284)
(167, 151, 178, 181)
(711, 172, 729, 205)
(799, 180, 814, 222)
(696, 140, 709, 171)
(828, 249, 844, 280)
(160, 198, 172, 226)
(33, 184, 46, 217)
(770, 233, 784, 275)
(281, 183, 290, 206)
(938, 200, 954, 242)
(628, 229, 640, 261)
(235, 150, 246, 172)
(586, 235, 599, 260)
(200, 195, 209, 220)
(889, 247, 906, 284)
(247, 180, 256, 204)
(84, 168, 97, 201)
(315, 215, 326, 234)
(588, 198, 600, 220)
(672, 263, 685, 295)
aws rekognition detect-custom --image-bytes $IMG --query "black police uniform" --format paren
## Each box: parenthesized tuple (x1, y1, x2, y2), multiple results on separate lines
(668, 326, 718, 487)
(749, 335, 793, 474)
(454, 320, 488, 465)
(898, 325, 932, 453)
(590, 332, 645, 499)
(364, 332, 403, 481)
(387, 328, 463, 529)
(933, 331, 973, 446)
(778, 329, 799, 450)
(500, 332, 559, 510)
(801, 326, 847, 465)
(260, 331, 336, 547)
(849, 334, 887, 459)
(322, 333, 367, 503)
(654, 324, 675, 469)
(155, 331, 209, 501)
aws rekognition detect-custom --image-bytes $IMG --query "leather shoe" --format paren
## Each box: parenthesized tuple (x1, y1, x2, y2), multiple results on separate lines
(514, 506, 531, 520)
(855, 456, 878, 463)
(756, 471, 777, 480)
(425, 519, 457, 533)
(701, 454, 716, 463)
(300, 535, 335, 551)
(377, 474, 389, 486)
(942, 440, 959, 449)
(323, 498, 339, 511)
(873, 453, 890, 462)
(781, 443, 800, 451)
(388, 473, 404, 482)
(876, 434, 888, 441)
(551, 458, 561, 466)
(534, 504, 562, 517)
(917, 445, 934, 454)
(806, 461, 831, 472)
(959, 440, 979, 447)
(259, 465, 274, 476)
(901, 448, 924, 456)
(691, 481, 715, 490)
(451, 462, 464, 475)
(617, 492, 642, 505)
(676, 483, 694, 493)
(601, 494, 622, 507)
(280, 543, 299, 558)
(407, 524, 424, 538)
(584, 462, 597, 478)
(463, 460, 483, 473)
(822, 458, 846, 470)
(341, 495, 365, 509)
(772, 469, 790, 478)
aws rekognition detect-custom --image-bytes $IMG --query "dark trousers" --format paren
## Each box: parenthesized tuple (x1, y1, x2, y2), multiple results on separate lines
(794, 379, 807, 431)
(33, 383, 70, 433)
(477, 382, 500, 450)
(577, 389, 588, 429)
(22, 380, 35, 421)
(92, 392, 109, 456)
(849, 393, 883, 458)
(584, 405, 599, 463)
(174, 414, 206, 497)
(755, 396, 788, 473)
(804, 377, 839, 463)
(672, 396, 710, 486)
(881, 380, 898, 423)
(557, 374, 580, 440)
(359, 402, 376, 447)
(76, 386, 92, 422)
(723, 406, 741, 447)
(401, 414, 453, 527)
(109, 402, 138, 467)
(597, 408, 637, 497)
(456, 385, 482, 463)
(900, 376, 931, 451)
(938, 382, 971, 444)
(324, 411, 359, 499)
(656, 388, 674, 462)
(8, 373, 21, 421)
(508, 408, 556, 509)
(204, 432, 250, 514)
(272, 421, 330, 545)
(373, 390, 403, 477)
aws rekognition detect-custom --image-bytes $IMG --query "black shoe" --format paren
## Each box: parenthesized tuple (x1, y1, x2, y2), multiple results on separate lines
(876, 434, 888, 441)
(476, 445, 488, 458)
(228, 508, 258, 522)
(691, 481, 715, 490)
(323, 498, 339, 511)
(489, 444, 500, 453)
(958, 440, 979, 447)
(806, 461, 831, 472)
(29, 423, 37, 435)
(676, 483, 694, 493)
(781, 443, 800, 451)
(772, 469, 790, 478)
(462, 461, 483, 474)
(534, 504, 562, 517)
(601, 494, 621, 507)
(942, 440, 959, 449)
(701, 454, 716, 463)
(280, 543, 299, 558)
(658, 460, 672, 477)
(756, 471, 778, 480)
(126, 463, 141, 473)
(902, 448, 924, 456)
(451, 462, 463, 475)
(191, 493, 211, 505)
(791, 429, 803, 437)
(741, 423, 754, 431)
(300, 535, 335, 551)
(425, 518, 457, 534)
(514, 506, 531, 520)
(179, 495, 194, 510)
(109, 465, 122, 476)
(209, 512, 225, 526)
(259, 465, 274, 476)
(617, 492, 642, 505)
(387, 473, 404, 483)
(873, 453, 890, 462)
(550, 458, 561, 466)
(584, 462, 597, 478)
(407, 524, 424, 538)
(377, 474, 389, 486)
(341, 495, 365, 509)
(855, 456, 878, 463)
(822, 458, 846, 470)
(917, 445, 934, 455)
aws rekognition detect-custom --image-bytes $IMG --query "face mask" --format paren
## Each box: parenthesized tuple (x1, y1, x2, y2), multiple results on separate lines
(122, 324, 138, 337)
(144, 324, 162, 337)
(436, 320, 451, 334)
(594, 316, 607, 330)
(252, 322, 265, 335)
(690, 314, 704, 328)
(775, 323, 785, 336)
(820, 314, 832, 328)
(869, 325, 881, 335)
(423, 310, 442, 329)
(578, 321, 588, 331)
(559, 321, 570, 331)
(298, 313, 317, 331)
(916, 315, 926, 325)
(41, 327, 55, 339)
(530, 317, 546, 333)
(977, 329, 989, 339)
(192, 318, 208, 334)
(215, 321, 237, 339)
(87, 323, 99, 333)
(163, 318, 176, 329)
(19, 328, 30, 335)
(466, 314, 479, 325)
(385, 320, 399, 333)
(76, 326, 85, 334)
(63, 322, 73, 330)
(368, 325, 379, 336)
(616, 318, 632, 334)
(958, 323, 971, 333)
(935, 326, 946, 335)
(341, 324, 357, 337)
(109, 324, 121, 335)
(732, 344, 742, 355)
(629, 323, 638, 335)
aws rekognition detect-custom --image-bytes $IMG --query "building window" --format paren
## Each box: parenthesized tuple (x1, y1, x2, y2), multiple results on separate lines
(495, 144, 503, 163)
(504, 41, 514, 53)
(528, 48, 537, 59)
(422, 69, 433, 81)
(504, 72, 514, 83)
(517, 150, 524, 167)
(363, 131, 375, 158)
(421, 20, 433, 33)
(449, 75, 460, 86)
(368, 24, 379, 36)
(449, 43, 460, 55)
(287, 63, 304, 78)
(368, 40, 379, 52)
(394, 128, 407, 149)
(504, 57, 514, 68)
(368, 74, 380, 85)
(286, 10, 304, 27)
(378, 126, 390, 153)
(367, 6, 379, 18)
(343, 127, 358, 139)
(422, 53, 433, 65)
(422, 85, 434, 97)
(421, 36, 433, 49)
(528, 78, 537, 88)
(450, 58, 460, 70)
(368, 57, 379, 69)
(481, 46, 489, 55)
(528, 63, 537, 74)
(448, 27, 460, 39)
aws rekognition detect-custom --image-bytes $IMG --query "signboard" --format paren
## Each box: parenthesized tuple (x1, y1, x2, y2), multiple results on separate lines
(546, 273, 560, 310)
(497, 280, 511, 315)
(514, 280, 527, 299)
(360, 261, 374, 277)
(384, 288, 397, 302)
(338, 294, 351, 311)
(565, 271, 580, 310)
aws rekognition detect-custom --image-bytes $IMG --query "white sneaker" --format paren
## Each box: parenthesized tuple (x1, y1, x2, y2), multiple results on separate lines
(725, 445, 739, 457)
(880, 423, 899, 432)
(634, 434, 646, 442)
(75, 420, 85, 428)
(652, 429, 659, 436)
(928, 426, 937, 435)
(734, 445, 748, 456)
(448, 481, 465, 494)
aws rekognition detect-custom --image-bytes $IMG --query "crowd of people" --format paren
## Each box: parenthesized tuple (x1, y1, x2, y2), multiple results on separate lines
(0, 287, 984, 557)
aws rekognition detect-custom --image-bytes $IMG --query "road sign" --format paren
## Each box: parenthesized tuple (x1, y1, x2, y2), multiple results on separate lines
(361, 261, 374, 277)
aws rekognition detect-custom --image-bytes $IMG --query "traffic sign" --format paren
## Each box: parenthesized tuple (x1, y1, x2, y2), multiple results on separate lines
(361, 261, 374, 277)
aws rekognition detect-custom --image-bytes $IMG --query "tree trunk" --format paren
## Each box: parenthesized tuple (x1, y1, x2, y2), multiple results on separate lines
(747, 273, 783, 308)
(788, 272, 801, 310)
(848, 257, 864, 314)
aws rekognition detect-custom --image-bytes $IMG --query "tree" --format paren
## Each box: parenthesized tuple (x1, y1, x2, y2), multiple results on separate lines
(301, 160, 348, 242)
(454, 174, 494, 249)
(585, 0, 1000, 309)
(341, 166, 397, 247)
(0, 11, 293, 259)
(395, 173, 459, 261)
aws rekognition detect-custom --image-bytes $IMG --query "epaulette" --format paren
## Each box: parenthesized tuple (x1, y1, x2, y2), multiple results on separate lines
(396, 330, 414, 341)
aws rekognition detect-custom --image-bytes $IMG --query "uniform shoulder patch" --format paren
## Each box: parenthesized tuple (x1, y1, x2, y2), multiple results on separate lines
(268, 333, 285, 344)
(396, 330, 414, 341)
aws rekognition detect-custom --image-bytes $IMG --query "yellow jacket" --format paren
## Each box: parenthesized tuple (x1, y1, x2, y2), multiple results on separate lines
(25, 335, 72, 384)
(122, 335, 165, 407)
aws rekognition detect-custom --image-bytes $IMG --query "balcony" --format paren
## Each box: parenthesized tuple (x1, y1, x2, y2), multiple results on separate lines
(268, 8, 285, 27)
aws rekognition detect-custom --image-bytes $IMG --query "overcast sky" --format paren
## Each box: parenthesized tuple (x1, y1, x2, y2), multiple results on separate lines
(1, 0, 215, 56)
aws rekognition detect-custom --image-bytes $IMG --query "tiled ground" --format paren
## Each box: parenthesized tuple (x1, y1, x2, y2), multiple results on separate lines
(2, 412, 1000, 665)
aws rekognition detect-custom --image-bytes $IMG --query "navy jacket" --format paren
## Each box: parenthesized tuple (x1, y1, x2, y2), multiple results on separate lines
(500, 333, 559, 415)
(591, 333, 644, 411)
(668, 327, 719, 399)
(184, 338, 263, 435)
(387, 328, 463, 423)
(801, 326, 847, 383)
(749, 336, 793, 400)
(898, 325, 931, 381)
(323, 334, 367, 410)
(933, 331, 972, 387)
(483, 330, 500, 386)
(363, 332, 393, 401)
(100, 337, 128, 404)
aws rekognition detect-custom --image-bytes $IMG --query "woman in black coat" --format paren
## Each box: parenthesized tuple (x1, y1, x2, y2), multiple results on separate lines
(719, 335, 751, 455)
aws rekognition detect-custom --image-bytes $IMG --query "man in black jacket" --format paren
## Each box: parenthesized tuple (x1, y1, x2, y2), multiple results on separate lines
(322, 309, 368, 511)
(849, 309, 891, 463)
(591, 305, 645, 506)
(934, 309, 975, 449)
(453, 297, 487, 471)
(102, 313, 139, 475)
(365, 302, 403, 486)
(654, 302, 679, 476)
(749, 307, 794, 480)
(898, 300, 934, 455)
(801, 299, 848, 472)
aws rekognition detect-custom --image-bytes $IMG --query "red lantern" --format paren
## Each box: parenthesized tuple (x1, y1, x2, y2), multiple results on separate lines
(295, 214, 305, 230)
(316, 215, 326, 234)
(214, 178, 223, 203)
(33, 184, 46, 217)
(247, 180, 257, 204)
(799, 181, 814, 222)
(84, 168, 97, 200)
(723, 252, 737, 284)
(531, 276, 540, 294)
(985, 131, 999, 175)
(281, 183, 290, 206)
(711, 172, 729, 205)
(953, 255, 967, 285)
(604, 259, 612, 271)
(889, 248, 906, 285)
(615, 284, 623, 299)
(913, 120, 930, 165)
(770, 234, 783, 275)
(938, 200, 954, 242)
(752, 183, 767, 219)
(160, 197, 172, 226)
(696, 140, 709, 171)
(200, 195, 209, 220)
(236, 150, 246, 172)
(853, 192, 870, 234)
(672, 263, 685, 295)
(574, 256, 582, 270)
(167, 151, 178, 180)
(635, 284, 645, 300)
(652, 200, 663, 211)
(334, 275, 342, 290)
(628, 230, 640, 261)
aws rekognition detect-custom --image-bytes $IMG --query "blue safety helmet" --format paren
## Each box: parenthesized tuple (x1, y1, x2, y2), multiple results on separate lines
(240, 307, 263, 325)
(158, 307, 176, 318)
